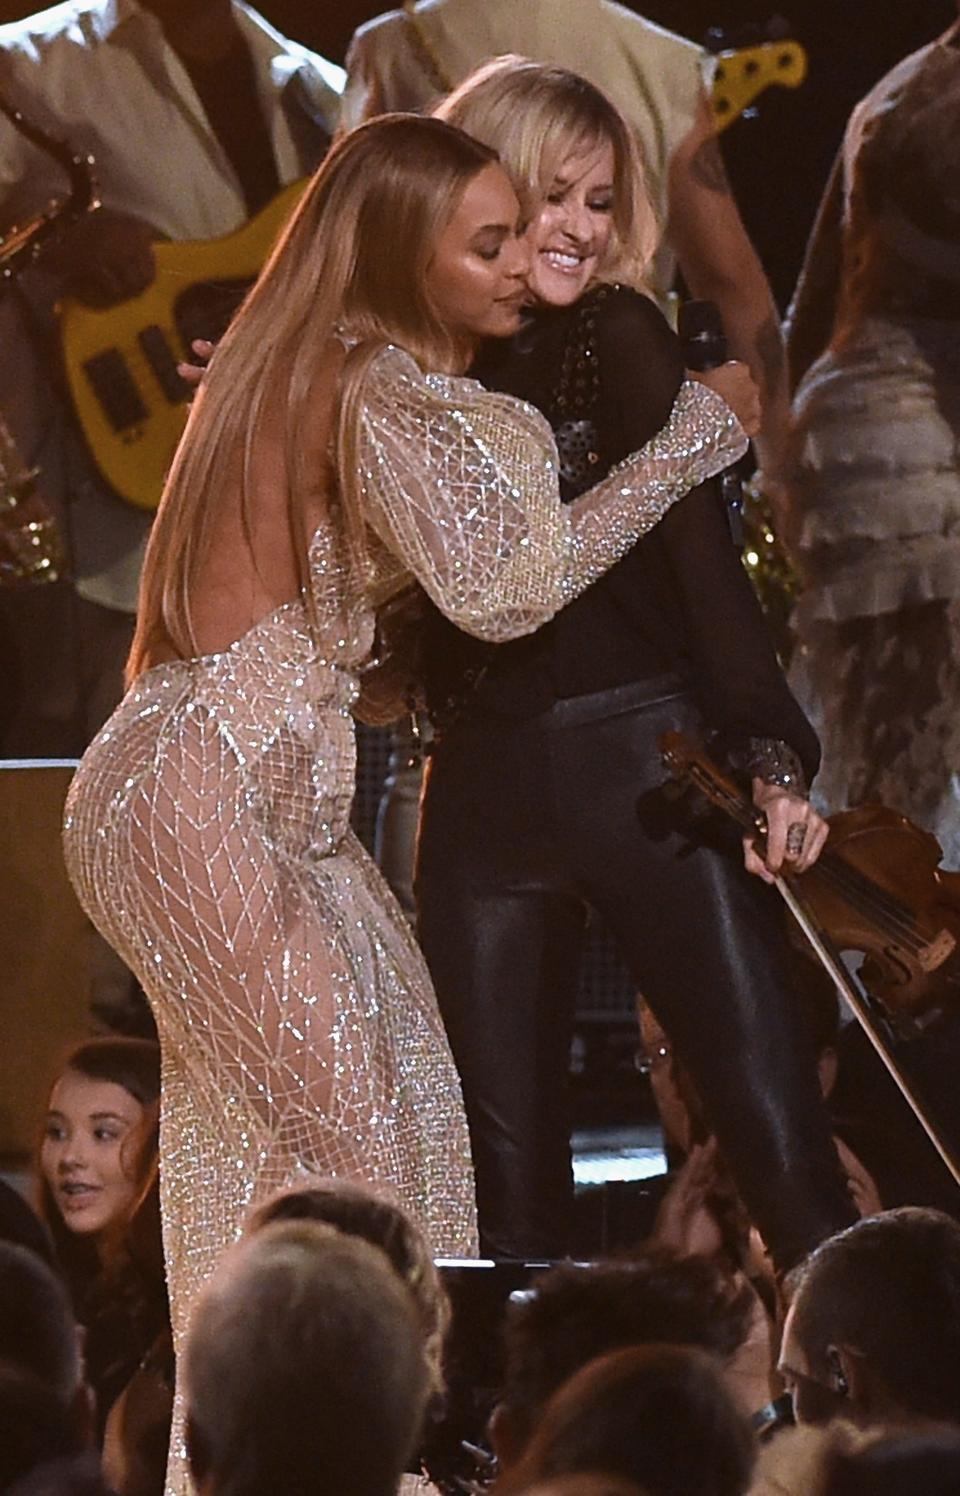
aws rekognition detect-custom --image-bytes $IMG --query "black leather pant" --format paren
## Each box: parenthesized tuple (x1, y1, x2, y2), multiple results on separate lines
(416, 678, 858, 1271)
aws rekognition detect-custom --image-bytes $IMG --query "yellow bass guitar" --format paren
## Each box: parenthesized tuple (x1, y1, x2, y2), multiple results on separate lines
(60, 177, 306, 513)
(712, 39, 808, 131)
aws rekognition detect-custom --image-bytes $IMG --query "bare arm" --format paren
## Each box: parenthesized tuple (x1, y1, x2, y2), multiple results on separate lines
(667, 89, 789, 509)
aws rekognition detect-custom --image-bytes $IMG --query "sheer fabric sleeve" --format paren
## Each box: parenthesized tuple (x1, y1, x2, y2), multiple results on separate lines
(357, 345, 747, 643)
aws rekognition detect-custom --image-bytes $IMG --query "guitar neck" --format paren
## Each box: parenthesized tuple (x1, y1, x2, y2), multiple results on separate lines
(678, 757, 764, 838)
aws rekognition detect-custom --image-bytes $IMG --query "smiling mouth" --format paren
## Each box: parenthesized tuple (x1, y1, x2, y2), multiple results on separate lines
(59, 1181, 101, 1202)
(541, 249, 593, 272)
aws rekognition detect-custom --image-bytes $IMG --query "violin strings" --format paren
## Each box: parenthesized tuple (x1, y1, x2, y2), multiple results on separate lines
(807, 854, 930, 954)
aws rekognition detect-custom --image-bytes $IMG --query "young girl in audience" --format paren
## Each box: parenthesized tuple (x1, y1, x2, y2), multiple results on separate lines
(37, 1038, 168, 1443)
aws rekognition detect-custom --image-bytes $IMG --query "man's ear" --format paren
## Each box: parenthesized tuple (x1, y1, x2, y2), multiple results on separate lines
(834, 1343, 874, 1411)
(825, 1344, 850, 1395)
(488, 1401, 524, 1472)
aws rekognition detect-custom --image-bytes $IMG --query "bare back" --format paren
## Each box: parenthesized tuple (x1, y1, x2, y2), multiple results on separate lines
(150, 339, 347, 667)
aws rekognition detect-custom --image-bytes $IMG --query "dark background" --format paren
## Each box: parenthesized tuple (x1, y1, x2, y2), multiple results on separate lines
(1, 0, 955, 301)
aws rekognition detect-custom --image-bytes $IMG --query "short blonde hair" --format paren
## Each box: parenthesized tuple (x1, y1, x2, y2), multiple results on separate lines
(248, 1181, 450, 1396)
(185, 1220, 430, 1496)
(435, 56, 659, 286)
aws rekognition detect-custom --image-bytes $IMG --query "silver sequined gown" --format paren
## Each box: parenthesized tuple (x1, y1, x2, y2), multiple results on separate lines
(62, 347, 744, 1495)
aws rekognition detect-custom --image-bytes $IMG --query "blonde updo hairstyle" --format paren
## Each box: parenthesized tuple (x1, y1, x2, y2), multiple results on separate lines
(434, 55, 659, 289)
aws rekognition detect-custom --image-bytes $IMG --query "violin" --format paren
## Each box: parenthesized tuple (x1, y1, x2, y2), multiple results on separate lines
(660, 731, 960, 1189)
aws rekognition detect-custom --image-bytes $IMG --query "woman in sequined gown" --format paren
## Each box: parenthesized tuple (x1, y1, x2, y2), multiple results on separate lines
(62, 117, 745, 1493)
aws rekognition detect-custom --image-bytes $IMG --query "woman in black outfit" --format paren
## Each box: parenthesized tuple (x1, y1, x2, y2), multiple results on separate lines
(416, 59, 858, 1270)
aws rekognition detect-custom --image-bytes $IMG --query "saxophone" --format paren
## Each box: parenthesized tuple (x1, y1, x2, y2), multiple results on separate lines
(0, 93, 99, 585)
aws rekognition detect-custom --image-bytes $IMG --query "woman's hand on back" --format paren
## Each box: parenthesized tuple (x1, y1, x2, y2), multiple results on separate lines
(690, 360, 761, 439)
(176, 338, 215, 388)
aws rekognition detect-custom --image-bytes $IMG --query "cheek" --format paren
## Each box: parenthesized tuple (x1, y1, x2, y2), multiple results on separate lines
(527, 206, 563, 255)
(102, 1142, 138, 1192)
(430, 255, 495, 324)
(593, 215, 615, 260)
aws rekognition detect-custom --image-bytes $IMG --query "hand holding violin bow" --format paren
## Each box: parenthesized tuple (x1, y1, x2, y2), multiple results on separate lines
(746, 779, 829, 882)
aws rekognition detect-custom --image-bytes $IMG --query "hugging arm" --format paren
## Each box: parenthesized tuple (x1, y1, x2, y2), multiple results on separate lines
(356, 345, 746, 643)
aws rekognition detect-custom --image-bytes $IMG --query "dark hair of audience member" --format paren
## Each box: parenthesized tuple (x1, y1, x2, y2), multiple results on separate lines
(0, 1366, 81, 1490)
(184, 1219, 430, 1496)
(496, 1250, 755, 1458)
(0, 1242, 80, 1407)
(0, 1180, 56, 1268)
(5, 1459, 117, 1496)
(249, 1180, 450, 1393)
(495, 1344, 755, 1496)
(820, 1426, 960, 1496)
(787, 1207, 960, 1425)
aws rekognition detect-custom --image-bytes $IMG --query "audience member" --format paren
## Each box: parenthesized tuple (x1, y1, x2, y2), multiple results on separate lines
(490, 1252, 756, 1477)
(0, 1367, 83, 1491)
(750, 1421, 960, 1496)
(0, 1179, 56, 1266)
(0, 1240, 85, 1417)
(183, 1220, 430, 1496)
(100, 1335, 172, 1496)
(819, 1425, 960, 1495)
(37, 1038, 167, 1436)
(749, 1421, 866, 1496)
(779, 1207, 960, 1427)
(249, 1181, 449, 1396)
(0, 1241, 110, 1490)
(494, 1344, 755, 1496)
(6, 1457, 116, 1496)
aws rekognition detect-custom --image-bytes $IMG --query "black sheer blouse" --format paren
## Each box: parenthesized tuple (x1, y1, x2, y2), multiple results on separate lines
(424, 284, 820, 783)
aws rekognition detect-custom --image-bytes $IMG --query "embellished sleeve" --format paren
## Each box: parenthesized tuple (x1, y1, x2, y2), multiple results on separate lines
(357, 345, 746, 643)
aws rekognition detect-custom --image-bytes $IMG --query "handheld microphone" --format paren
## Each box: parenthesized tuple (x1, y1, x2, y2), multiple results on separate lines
(677, 299, 745, 547)
(677, 298, 728, 373)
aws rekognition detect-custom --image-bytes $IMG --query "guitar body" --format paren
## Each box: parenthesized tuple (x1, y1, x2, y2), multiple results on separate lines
(60, 177, 306, 512)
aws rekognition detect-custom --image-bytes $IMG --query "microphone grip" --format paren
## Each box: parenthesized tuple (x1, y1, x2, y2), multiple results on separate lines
(678, 298, 728, 372)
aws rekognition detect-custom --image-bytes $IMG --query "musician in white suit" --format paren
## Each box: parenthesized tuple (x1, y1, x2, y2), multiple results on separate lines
(0, 0, 342, 754)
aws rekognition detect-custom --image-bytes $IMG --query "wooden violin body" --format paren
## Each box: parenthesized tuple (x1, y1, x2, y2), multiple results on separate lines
(660, 731, 960, 1027)
(799, 804, 960, 1022)
(661, 729, 960, 1188)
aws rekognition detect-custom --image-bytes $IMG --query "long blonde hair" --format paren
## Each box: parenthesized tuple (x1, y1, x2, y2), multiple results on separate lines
(434, 56, 659, 288)
(128, 115, 499, 683)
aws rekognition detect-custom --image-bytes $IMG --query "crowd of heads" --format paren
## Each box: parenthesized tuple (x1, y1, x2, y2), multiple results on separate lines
(4, 1032, 960, 1496)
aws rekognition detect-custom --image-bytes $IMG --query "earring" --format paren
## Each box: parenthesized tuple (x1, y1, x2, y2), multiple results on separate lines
(827, 1346, 849, 1395)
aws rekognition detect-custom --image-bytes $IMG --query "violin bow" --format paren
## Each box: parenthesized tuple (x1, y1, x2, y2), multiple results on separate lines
(660, 730, 960, 1193)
